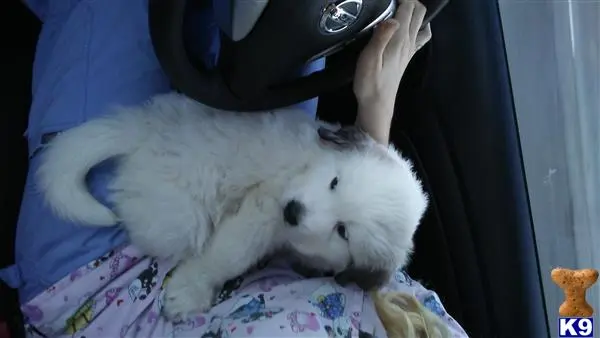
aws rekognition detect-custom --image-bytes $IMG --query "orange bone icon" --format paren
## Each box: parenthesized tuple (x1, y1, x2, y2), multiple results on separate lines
(551, 267, 599, 317)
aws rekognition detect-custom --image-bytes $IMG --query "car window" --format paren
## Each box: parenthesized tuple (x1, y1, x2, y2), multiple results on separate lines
(498, 0, 599, 331)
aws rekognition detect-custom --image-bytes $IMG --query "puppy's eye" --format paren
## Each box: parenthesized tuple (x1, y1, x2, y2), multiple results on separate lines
(330, 177, 339, 190)
(336, 222, 348, 241)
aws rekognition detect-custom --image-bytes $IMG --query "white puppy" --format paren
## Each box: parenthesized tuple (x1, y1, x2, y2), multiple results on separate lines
(37, 93, 428, 319)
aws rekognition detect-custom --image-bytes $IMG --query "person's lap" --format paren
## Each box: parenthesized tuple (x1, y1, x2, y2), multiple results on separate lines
(0, 0, 323, 303)
(20, 243, 468, 337)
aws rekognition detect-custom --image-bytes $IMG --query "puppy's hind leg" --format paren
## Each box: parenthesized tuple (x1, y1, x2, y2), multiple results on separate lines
(163, 187, 281, 319)
(112, 184, 211, 261)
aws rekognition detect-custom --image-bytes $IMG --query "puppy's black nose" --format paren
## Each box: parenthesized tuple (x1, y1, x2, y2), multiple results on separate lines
(283, 200, 304, 226)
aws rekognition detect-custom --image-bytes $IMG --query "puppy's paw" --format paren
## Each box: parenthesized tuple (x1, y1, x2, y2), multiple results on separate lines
(163, 273, 215, 321)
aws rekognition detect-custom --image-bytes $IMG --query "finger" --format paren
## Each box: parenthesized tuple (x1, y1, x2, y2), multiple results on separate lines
(409, 1, 427, 42)
(383, 0, 415, 59)
(386, 0, 415, 54)
(393, 0, 416, 34)
(415, 24, 432, 50)
(370, 19, 401, 52)
(360, 19, 401, 70)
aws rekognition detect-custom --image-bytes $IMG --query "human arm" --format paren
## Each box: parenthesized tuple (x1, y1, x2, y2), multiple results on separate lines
(353, 0, 432, 144)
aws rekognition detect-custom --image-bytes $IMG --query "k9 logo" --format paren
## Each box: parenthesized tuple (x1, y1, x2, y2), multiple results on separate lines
(559, 318, 594, 338)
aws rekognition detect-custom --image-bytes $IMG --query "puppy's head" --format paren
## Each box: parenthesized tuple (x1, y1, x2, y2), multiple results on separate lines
(280, 125, 428, 290)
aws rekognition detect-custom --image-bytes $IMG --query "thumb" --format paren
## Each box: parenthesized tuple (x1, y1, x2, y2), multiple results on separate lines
(365, 19, 400, 55)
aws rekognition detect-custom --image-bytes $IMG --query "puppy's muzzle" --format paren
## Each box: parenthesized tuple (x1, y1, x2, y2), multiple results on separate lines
(283, 200, 304, 226)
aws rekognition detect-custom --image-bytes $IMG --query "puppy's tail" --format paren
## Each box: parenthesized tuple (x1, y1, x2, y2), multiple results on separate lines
(36, 111, 143, 226)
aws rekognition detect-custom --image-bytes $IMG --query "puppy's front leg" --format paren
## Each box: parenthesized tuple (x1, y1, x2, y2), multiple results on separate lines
(163, 190, 280, 320)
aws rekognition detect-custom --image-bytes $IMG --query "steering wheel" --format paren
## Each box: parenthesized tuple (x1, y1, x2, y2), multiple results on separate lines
(149, 0, 448, 112)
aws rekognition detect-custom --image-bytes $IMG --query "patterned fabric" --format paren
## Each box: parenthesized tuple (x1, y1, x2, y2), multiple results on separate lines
(21, 245, 468, 338)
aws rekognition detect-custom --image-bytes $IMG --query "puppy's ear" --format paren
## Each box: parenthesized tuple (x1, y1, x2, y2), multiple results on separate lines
(318, 126, 371, 151)
(334, 266, 390, 291)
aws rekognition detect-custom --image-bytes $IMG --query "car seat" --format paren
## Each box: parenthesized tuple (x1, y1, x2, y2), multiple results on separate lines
(1, 0, 551, 337)
(1, 2, 38, 337)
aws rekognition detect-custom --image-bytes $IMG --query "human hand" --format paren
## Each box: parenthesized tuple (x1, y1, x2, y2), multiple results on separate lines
(354, 0, 432, 143)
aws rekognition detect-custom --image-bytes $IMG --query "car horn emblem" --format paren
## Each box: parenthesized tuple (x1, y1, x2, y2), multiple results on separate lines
(320, 0, 363, 34)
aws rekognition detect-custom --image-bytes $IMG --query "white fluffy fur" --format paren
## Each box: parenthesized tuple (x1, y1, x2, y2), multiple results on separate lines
(37, 93, 428, 319)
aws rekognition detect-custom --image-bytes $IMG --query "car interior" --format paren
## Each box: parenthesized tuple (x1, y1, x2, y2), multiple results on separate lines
(1, 0, 551, 337)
